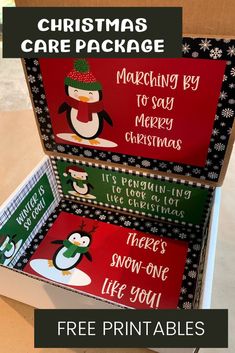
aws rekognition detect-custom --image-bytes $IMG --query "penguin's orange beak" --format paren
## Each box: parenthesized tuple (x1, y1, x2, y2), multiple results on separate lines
(78, 96, 90, 102)
(73, 241, 81, 246)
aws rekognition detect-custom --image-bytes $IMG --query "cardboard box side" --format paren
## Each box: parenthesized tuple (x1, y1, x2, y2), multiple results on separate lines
(14, 0, 235, 37)
(199, 187, 221, 309)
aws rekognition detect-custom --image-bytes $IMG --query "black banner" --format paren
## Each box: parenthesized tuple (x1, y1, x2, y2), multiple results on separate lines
(3, 7, 182, 58)
(34, 309, 228, 348)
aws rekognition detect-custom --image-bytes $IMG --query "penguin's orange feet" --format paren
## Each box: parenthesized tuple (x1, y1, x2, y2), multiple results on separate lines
(89, 139, 100, 145)
(62, 270, 72, 276)
(48, 260, 54, 267)
(72, 134, 83, 143)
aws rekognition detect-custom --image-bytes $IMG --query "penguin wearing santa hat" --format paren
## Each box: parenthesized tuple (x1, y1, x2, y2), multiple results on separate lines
(58, 59, 113, 146)
(63, 165, 93, 196)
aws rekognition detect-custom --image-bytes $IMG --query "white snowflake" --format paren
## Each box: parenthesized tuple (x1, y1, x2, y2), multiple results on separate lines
(41, 94, 45, 99)
(35, 107, 42, 114)
(150, 227, 158, 233)
(186, 258, 192, 264)
(223, 75, 228, 82)
(188, 270, 197, 279)
(142, 160, 150, 167)
(124, 220, 131, 227)
(208, 172, 218, 179)
(183, 301, 192, 309)
(33, 59, 39, 66)
(42, 134, 49, 141)
(71, 204, 78, 209)
(57, 145, 65, 152)
(229, 83, 235, 89)
(181, 287, 187, 294)
(222, 108, 234, 118)
(72, 147, 78, 153)
(199, 38, 212, 51)
(220, 91, 228, 100)
(75, 209, 82, 214)
(37, 74, 42, 81)
(192, 168, 200, 175)
(119, 216, 126, 221)
(128, 157, 135, 163)
(32, 86, 39, 94)
(39, 116, 46, 123)
(173, 165, 183, 173)
(210, 47, 222, 59)
(99, 152, 106, 158)
(179, 233, 187, 239)
(28, 74, 35, 83)
(99, 215, 106, 220)
(227, 45, 235, 57)
(193, 244, 201, 251)
(95, 210, 102, 215)
(112, 155, 120, 162)
(212, 128, 219, 136)
(145, 222, 152, 228)
(84, 150, 92, 157)
(214, 143, 225, 151)
(230, 67, 235, 77)
(159, 162, 167, 168)
(182, 43, 190, 54)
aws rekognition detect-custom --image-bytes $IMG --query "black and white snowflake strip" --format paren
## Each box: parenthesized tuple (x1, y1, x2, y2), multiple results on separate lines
(50, 155, 214, 228)
(15, 200, 206, 310)
(24, 38, 235, 183)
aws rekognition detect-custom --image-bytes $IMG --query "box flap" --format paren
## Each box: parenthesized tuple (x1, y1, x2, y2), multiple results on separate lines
(23, 37, 235, 186)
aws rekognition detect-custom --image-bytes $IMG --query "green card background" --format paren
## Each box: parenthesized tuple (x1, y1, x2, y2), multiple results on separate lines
(56, 160, 211, 225)
(0, 174, 54, 244)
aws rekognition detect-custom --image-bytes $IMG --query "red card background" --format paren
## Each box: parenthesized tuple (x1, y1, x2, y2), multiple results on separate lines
(40, 58, 226, 167)
(24, 212, 188, 309)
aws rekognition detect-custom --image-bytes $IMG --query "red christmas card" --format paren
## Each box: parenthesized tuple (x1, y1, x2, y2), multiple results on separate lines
(23, 211, 188, 309)
(39, 57, 225, 167)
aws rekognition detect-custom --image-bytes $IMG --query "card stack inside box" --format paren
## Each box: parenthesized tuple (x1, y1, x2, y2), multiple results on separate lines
(0, 37, 234, 313)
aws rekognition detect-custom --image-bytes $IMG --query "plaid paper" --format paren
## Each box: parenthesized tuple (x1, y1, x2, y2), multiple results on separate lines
(0, 157, 61, 267)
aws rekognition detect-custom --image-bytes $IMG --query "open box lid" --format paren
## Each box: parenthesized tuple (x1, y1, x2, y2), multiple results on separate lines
(23, 37, 235, 186)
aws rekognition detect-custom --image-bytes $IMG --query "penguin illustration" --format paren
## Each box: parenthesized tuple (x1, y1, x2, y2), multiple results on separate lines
(49, 221, 97, 276)
(63, 165, 93, 196)
(0, 234, 17, 264)
(58, 59, 113, 146)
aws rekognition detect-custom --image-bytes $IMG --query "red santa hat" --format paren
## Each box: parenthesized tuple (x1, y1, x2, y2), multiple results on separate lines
(63, 166, 88, 177)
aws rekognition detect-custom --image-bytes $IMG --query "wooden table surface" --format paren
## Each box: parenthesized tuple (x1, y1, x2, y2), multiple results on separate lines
(0, 110, 234, 353)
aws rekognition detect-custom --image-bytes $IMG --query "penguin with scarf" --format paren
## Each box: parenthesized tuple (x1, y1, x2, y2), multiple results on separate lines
(58, 59, 113, 145)
(50, 229, 93, 274)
